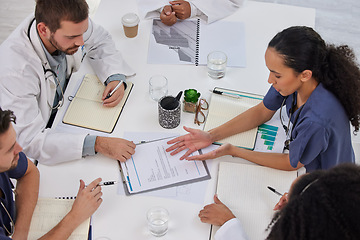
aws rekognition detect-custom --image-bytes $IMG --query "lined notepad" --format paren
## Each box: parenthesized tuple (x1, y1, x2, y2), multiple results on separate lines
(63, 74, 133, 133)
(28, 198, 90, 240)
(210, 162, 298, 240)
(203, 88, 263, 149)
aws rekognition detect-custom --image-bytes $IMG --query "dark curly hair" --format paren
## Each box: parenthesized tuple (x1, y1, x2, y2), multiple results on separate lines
(267, 163, 360, 240)
(0, 108, 16, 135)
(268, 26, 360, 132)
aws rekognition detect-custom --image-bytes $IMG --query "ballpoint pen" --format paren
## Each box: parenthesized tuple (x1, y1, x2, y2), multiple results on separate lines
(86, 181, 118, 187)
(105, 80, 123, 99)
(267, 186, 283, 196)
(209, 89, 242, 99)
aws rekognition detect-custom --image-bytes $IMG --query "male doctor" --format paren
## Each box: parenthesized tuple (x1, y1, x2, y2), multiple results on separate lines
(0, 0, 136, 165)
(137, 0, 245, 26)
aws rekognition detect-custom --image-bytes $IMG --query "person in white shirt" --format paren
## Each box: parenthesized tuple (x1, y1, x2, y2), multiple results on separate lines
(199, 163, 360, 240)
(0, 0, 136, 165)
(137, 0, 245, 26)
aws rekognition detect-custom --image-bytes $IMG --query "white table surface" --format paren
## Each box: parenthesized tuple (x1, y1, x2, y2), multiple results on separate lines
(37, 1, 315, 239)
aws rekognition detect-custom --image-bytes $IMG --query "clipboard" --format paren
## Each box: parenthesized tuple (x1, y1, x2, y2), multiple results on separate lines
(118, 138, 211, 195)
(203, 87, 264, 150)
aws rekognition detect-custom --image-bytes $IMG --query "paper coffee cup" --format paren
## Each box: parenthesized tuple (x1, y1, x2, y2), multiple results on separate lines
(122, 13, 139, 38)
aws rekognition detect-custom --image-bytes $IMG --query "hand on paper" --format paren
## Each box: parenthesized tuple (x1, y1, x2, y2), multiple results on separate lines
(170, 1, 191, 20)
(273, 192, 289, 210)
(95, 136, 136, 162)
(166, 126, 213, 160)
(160, 5, 177, 26)
(199, 195, 236, 226)
(69, 178, 103, 225)
(102, 80, 125, 107)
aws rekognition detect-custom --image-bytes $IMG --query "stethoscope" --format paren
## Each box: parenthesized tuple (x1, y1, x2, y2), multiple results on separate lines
(280, 92, 305, 150)
(27, 18, 65, 110)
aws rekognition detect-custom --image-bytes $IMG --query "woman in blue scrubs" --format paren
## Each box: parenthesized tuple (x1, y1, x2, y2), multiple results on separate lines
(166, 26, 360, 172)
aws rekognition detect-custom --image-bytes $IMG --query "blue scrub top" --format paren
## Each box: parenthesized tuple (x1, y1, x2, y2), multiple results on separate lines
(0, 152, 28, 239)
(263, 83, 355, 172)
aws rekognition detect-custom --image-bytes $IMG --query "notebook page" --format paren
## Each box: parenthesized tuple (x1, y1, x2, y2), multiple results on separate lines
(28, 198, 90, 240)
(75, 74, 104, 102)
(212, 162, 297, 240)
(204, 90, 262, 149)
(63, 74, 133, 133)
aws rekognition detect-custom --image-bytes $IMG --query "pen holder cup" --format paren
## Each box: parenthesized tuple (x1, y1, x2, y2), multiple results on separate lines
(158, 96, 181, 129)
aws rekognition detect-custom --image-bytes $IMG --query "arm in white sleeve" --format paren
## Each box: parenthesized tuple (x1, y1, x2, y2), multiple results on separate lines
(215, 218, 249, 240)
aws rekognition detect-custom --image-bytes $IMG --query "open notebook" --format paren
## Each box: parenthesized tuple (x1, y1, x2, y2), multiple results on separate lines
(28, 198, 90, 240)
(203, 87, 263, 150)
(63, 74, 133, 133)
(210, 162, 298, 240)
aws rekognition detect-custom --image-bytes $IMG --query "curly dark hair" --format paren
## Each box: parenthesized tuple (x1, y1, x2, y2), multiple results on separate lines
(266, 163, 360, 240)
(268, 26, 360, 132)
(0, 108, 16, 135)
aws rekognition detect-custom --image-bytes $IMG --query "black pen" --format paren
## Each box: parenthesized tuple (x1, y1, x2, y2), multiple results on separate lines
(86, 181, 117, 187)
(267, 186, 283, 196)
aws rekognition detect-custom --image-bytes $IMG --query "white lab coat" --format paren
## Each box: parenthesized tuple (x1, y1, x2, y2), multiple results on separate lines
(0, 14, 135, 165)
(215, 218, 249, 240)
(137, 0, 245, 24)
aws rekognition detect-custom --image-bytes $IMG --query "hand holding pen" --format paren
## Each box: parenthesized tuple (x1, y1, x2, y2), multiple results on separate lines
(102, 80, 124, 107)
(268, 186, 289, 211)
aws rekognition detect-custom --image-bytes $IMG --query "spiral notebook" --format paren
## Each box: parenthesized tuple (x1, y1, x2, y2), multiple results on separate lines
(63, 74, 133, 133)
(28, 198, 90, 240)
(203, 87, 263, 150)
(148, 19, 246, 67)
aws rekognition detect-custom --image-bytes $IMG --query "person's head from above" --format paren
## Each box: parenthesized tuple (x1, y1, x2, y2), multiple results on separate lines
(265, 26, 360, 132)
(265, 26, 325, 97)
(35, 0, 89, 55)
(267, 163, 360, 240)
(0, 108, 22, 173)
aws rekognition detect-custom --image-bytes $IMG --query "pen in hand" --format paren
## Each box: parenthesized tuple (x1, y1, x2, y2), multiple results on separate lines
(86, 181, 117, 187)
(105, 80, 123, 100)
(267, 186, 283, 196)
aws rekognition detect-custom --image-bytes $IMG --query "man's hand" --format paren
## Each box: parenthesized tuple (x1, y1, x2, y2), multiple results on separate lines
(160, 5, 177, 26)
(95, 137, 136, 162)
(170, 1, 191, 20)
(102, 81, 125, 107)
(199, 195, 236, 226)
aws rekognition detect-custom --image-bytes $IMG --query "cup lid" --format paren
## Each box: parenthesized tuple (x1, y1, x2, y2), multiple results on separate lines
(122, 13, 139, 27)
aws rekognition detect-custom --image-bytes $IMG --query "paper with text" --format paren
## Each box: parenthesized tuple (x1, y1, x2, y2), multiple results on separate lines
(120, 138, 210, 194)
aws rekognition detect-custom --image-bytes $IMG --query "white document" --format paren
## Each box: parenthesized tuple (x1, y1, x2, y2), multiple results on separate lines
(119, 138, 210, 195)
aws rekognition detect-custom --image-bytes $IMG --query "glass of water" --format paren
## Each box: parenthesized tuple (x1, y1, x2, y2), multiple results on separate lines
(147, 206, 169, 237)
(207, 51, 227, 79)
(149, 75, 168, 101)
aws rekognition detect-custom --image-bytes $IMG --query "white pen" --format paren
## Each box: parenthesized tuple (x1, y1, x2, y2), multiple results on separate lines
(105, 80, 123, 99)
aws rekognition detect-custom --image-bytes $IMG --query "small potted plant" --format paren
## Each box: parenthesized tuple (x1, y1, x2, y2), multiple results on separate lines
(183, 89, 200, 113)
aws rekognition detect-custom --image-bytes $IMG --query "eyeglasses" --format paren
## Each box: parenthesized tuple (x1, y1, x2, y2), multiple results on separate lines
(1, 200, 14, 236)
(194, 98, 209, 125)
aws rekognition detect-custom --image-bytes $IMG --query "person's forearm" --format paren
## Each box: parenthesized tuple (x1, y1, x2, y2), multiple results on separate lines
(209, 102, 275, 142)
(229, 146, 303, 171)
(13, 160, 40, 238)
